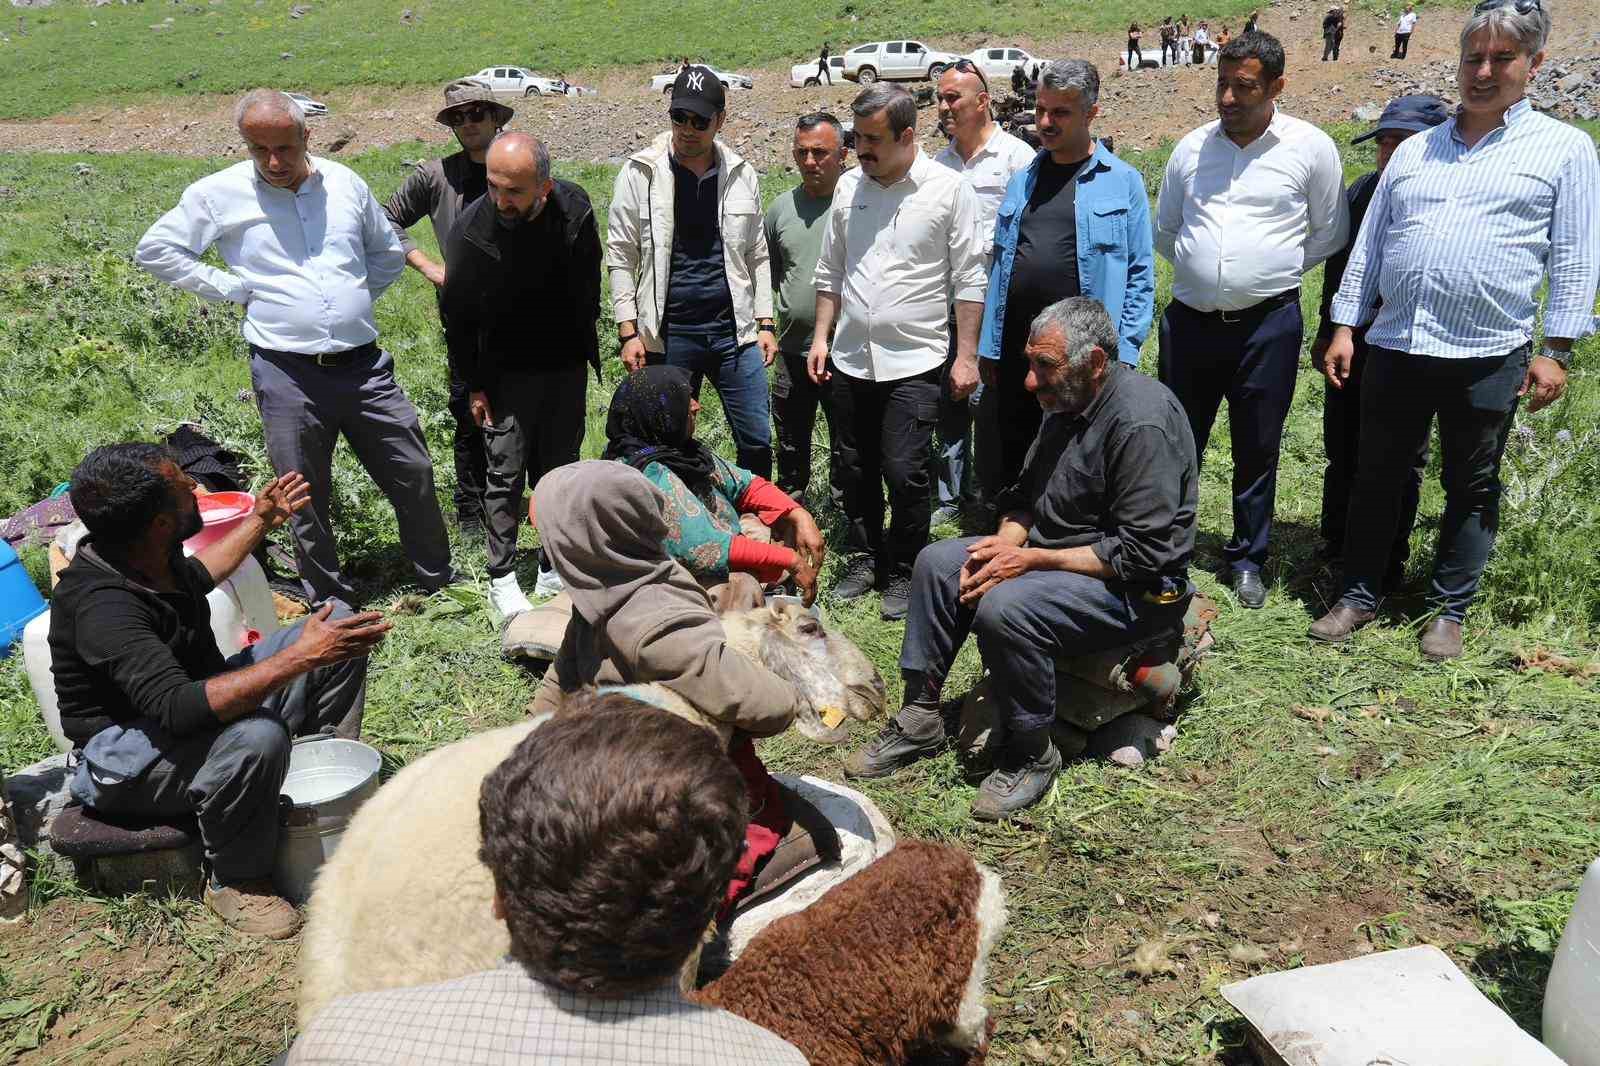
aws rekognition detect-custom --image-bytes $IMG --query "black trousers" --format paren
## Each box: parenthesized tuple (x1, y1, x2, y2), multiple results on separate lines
(1158, 295, 1303, 573)
(982, 348, 1045, 502)
(1393, 32, 1411, 58)
(446, 354, 489, 524)
(1311, 337, 1423, 587)
(827, 365, 941, 581)
(481, 364, 588, 578)
(771, 350, 836, 508)
(1323, 33, 1342, 60)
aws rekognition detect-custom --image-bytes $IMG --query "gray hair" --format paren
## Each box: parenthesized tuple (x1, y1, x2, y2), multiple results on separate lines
(1028, 297, 1118, 367)
(234, 88, 306, 137)
(850, 83, 917, 137)
(1039, 59, 1101, 109)
(491, 131, 551, 184)
(1458, 0, 1551, 56)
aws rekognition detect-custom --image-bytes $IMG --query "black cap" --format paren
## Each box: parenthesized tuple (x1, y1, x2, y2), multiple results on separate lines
(1352, 93, 1451, 143)
(671, 65, 726, 120)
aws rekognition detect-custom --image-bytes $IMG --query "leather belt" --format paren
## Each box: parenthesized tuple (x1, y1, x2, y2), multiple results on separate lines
(252, 341, 378, 367)
(1180, 288, 1299, 325)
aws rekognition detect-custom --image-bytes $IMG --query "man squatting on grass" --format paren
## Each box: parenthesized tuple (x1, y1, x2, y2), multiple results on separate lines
(51, 445, 389, 940)
(1309, 0, 1600, 660)
(136, 89, 458, 608)
(383, 78, 514, 535)
(845, 298, 1198, 821)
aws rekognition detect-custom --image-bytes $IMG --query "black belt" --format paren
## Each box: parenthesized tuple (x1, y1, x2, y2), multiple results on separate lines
(251, 341, 378, 367)
(1178, 288, 1299, 325)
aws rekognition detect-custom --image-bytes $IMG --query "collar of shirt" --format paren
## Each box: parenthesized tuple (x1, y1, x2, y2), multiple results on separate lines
(670, 153, 720, 187)
(248, 158, 321, 195)
(1208, 106, 1285, 154)
(1447, 96, 1532, 148)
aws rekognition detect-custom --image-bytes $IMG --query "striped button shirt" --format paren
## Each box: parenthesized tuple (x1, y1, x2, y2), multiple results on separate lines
(1330, 99, 1600, 358)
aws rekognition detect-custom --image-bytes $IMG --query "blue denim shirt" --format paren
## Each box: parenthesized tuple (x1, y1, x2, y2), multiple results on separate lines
(979, 141, 1156, 366)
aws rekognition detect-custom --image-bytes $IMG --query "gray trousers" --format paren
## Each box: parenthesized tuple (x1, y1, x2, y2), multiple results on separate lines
(250, 346, 453, 605)
(71, 615, 369, 883)
(481, 364, 588, 578)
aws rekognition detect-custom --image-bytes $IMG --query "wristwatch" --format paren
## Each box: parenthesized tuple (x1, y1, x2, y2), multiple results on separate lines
(1540, 343, 1571, 369)
(757, 321, 776, 334)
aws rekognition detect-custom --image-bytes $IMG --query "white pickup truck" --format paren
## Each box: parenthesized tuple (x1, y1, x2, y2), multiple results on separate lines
(649, 67, 754, 94)
(841, 40, 961, 83)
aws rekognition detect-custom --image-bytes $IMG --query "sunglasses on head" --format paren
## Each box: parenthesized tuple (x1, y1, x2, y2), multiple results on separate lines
(948, 58, 990, 92)
(444, 105, 492, 127)
(1473, 0, 1540, 12)
(669, 108, 713, 131)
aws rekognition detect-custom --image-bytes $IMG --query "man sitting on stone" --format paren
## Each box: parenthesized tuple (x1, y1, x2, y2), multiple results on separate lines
(286, 692, 807, 1065)
(51, 444, 390, 939)
(843, 298, 1198, 820)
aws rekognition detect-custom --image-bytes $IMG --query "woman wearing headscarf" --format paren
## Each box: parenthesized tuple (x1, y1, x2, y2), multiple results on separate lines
(603, 366, 826, 605)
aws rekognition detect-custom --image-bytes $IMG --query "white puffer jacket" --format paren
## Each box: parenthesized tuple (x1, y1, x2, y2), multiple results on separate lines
(605, 133, 773, 353)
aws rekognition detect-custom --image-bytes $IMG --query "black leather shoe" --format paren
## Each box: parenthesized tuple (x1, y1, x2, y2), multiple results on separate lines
(833, 555, 877, 601)
(1232, 569, 1267, 609)
(843, 719, 946, 779)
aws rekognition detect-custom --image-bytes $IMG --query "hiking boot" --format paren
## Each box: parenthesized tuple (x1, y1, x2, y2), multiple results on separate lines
(205, 879, 301, 939)
(971, 740, 1063, 821)
(843, 719, 946, 780)
(1419, 617, 1463, 661)
(880, 575, 912, 621)
(833, 555, 877, 602)
(1308, 603, 1376, 643)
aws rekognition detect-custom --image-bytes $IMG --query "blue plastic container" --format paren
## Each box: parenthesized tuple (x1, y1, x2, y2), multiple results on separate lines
(0, 540, 47, 657)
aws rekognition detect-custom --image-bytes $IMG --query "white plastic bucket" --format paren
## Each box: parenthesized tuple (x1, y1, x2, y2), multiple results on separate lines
(273, 735, 382, 904)
(1544, 855, 1600, 1066)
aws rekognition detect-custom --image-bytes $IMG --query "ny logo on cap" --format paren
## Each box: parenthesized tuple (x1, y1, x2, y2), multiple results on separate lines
(686, 70, 705, 91)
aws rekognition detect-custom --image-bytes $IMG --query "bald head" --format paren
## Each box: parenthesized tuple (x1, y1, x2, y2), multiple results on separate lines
(487, 131, 554, 228)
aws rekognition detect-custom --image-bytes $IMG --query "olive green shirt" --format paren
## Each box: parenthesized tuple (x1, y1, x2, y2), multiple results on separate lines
(763, 186, 833, 355)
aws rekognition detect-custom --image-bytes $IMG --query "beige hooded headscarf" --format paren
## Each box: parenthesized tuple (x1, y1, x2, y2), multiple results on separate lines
(528, 461, 800, 737)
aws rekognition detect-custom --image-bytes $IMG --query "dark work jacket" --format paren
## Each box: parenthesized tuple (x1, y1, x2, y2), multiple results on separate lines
(993, 364, 1198, 589)
(1315, 169, 1380, 344)
(441, 179, 602, 391)
(382, 151, 488, 260)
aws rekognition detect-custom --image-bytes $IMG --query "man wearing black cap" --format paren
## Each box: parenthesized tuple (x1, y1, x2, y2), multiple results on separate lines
(384, 79, 514, 533)
(606, 65, 777, 478)
(1309, 94, 1450, 592)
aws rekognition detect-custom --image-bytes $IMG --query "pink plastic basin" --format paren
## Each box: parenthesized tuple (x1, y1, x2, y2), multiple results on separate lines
(185, 491, 255, 552)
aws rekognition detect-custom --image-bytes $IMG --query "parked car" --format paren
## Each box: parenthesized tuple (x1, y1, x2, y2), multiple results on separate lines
(841, 40, 961, 83)
(467, 66, 575, 97)
(649, 66, 755, 94)
(790, 55, 846, 87)
(963, 46, 1039, 83)
(286, 91, 327, 117)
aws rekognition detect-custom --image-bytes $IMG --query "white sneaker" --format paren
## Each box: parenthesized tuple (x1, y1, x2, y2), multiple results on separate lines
(488, 572, 534, 620)
(534, 567, 564, 599)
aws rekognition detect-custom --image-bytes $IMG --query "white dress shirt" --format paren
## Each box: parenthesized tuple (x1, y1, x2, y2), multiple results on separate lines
(1397, 11, 1418, 32)
(814, 151, 988, 382)
(135, 157, 406, 355)
(934, 125, 1038, 254)
(1156, 109, 1348, 312)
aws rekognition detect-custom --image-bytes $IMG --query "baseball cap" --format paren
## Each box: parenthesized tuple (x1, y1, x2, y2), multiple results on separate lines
(1352, 93, 1451, 143)
(671, 65, 726, 120)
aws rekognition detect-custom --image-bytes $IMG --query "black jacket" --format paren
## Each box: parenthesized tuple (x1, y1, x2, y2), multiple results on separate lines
(441, 178, 602, 390)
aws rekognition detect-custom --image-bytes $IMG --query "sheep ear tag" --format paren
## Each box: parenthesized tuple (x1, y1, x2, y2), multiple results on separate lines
(820, 707, 847, 729)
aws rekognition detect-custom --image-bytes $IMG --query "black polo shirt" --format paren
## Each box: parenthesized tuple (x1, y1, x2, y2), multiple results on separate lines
(664, 155, 735, 336)
(48, 542, 224, 746)
(995, 363, 1199, 588)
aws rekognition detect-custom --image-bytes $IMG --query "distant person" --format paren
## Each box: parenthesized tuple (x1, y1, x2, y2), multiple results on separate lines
(1177, 15, 1192, 63)
(606, 66, 778, 478)
(1322, 5, 1346, 60)
(1215, 24, 1233, 61)
(1244, 9, 1259, 34)
(1193, 21, 1212, 63)
(818, 40, 832, 85)
(1309, 94, 1450, 592)
(1127, 23, 1144, 69)
(809, 83, 987, 620)
(287, 693, 808, 1065)
(980, 59, 1155, 490)
(766, 113, 847, 508)
(1310, 0, 1598, 660)
(135, 88, 456, 607)
(1160, 17, 1180, 66)
(54, 445, 386, 940)
(933, 59, 1035, 527)
(383, 79, 512, 536)
(1154, 32, 1347, 609)
(1393, 4, 1419, 57)
(440, 133, 600, 620)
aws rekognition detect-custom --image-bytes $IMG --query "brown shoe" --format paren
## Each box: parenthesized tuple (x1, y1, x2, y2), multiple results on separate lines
(205, 879, 301, 939)
(1308, 604, 1377, 643)
(1419, 618, 1463, 661)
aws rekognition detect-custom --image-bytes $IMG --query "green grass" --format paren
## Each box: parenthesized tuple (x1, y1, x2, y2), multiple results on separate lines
(0, 0, 1448, 121)
(0, 127, 1597, 1063)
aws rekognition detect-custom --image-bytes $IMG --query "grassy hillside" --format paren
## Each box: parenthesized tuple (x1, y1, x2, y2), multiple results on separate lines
(0, 0, 1417, 120)
(0, 130, 1597, 1064)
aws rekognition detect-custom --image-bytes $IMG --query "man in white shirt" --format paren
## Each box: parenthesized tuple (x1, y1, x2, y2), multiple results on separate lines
(1393, 4, 1419, 58)
(1155, 32, 1347, 609)
(136, 89, 455, 607)
(931, 59, 1036, 528)
(809, 83, 988, 620)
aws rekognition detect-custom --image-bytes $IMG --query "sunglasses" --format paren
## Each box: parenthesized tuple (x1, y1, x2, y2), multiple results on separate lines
(669, 108, 713, 131)
(444, 105, 492, 127)
(1473, 0, 1540, 12)
(948, 58, 990, 92)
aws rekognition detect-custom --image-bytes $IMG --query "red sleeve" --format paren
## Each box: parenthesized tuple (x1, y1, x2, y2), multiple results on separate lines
(728, 537, 799, 584)
(736, 476, 798, 527)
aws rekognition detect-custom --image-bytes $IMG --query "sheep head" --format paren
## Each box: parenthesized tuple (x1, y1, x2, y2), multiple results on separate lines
(742, 601, 887, 745)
